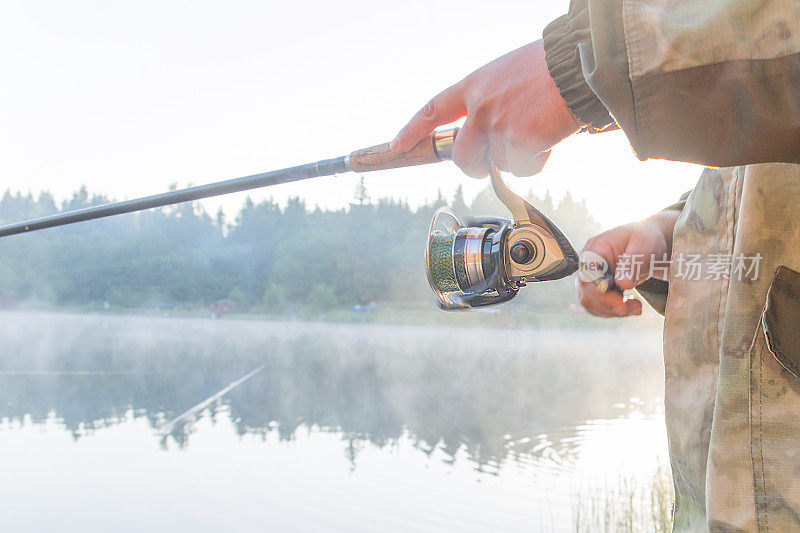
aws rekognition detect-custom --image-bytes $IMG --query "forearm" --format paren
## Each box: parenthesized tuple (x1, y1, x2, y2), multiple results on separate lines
(643, 208, 682, 259)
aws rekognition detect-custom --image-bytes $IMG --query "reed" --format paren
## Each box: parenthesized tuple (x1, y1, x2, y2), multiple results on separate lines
(572, 463, 674, 532)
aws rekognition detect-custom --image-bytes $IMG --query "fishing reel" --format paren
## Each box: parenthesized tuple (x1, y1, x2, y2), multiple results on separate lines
(425, 163, 579, 310)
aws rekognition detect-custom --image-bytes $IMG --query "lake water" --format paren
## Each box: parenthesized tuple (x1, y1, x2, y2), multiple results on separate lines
(0, 312, 669, 532)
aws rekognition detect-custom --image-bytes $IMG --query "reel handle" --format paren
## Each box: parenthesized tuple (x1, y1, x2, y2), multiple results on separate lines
(593, 273, 621, 294)
(348, 128, 458, 173)
(595, 273, 669, 296)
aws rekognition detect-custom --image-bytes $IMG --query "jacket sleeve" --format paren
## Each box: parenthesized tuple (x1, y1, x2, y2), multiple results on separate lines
(543, 0, 800, 168)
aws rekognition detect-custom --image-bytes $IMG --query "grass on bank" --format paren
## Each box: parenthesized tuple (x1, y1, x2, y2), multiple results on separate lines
(573, 464, 673, 532)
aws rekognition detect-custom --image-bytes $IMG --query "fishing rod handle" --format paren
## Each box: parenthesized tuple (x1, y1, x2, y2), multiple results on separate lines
(346, 128, 459, 173)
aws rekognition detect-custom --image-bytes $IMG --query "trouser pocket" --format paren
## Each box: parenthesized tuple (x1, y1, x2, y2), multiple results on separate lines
(750, 266, 800, 531)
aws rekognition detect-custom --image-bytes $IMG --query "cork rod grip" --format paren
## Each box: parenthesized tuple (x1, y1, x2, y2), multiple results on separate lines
(348, 135, 440, 173)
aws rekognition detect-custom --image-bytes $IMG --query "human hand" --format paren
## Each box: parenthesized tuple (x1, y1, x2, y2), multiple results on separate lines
(577, 210, 681, 318)
(390, 40, 581, 178)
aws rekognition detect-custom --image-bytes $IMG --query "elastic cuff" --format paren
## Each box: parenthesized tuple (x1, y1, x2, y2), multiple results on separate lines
(543, 14, 615, 132)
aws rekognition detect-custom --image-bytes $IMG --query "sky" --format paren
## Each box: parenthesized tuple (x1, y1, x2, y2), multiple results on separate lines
(0, 0, 702, 229)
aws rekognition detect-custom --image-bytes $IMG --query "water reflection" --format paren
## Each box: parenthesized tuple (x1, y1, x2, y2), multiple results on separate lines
(0, 312, 664, 472)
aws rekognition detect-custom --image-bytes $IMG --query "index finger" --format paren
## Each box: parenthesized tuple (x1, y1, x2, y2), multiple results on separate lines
(390, 83, 466, 153)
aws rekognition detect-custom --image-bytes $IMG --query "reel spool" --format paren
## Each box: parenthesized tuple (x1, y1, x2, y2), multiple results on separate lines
(425, 163, 579, 310)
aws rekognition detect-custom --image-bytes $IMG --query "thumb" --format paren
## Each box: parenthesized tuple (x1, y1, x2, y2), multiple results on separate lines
(390, 83, 466, 153)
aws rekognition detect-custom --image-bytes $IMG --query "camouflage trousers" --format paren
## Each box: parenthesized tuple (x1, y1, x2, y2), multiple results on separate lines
(665, 163, 800, 532)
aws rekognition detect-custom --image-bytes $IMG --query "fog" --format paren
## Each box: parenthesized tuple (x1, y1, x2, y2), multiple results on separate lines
(0, 312, 663, 463)
(0, 312, 670, 531)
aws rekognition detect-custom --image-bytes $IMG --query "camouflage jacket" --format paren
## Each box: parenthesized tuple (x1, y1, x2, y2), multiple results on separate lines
(664, 164, 800, 532)
(543, 2, 800, 531)
(543, 0, 800, 166)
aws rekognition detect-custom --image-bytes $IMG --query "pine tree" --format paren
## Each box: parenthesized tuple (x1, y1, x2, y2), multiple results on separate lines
(355, 176, 370, 206)
(451, 185, 469, 216)
(216, 207, 226, 232)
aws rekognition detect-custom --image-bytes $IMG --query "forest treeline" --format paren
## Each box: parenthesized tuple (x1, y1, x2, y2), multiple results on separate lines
(0, 181, 602, 314)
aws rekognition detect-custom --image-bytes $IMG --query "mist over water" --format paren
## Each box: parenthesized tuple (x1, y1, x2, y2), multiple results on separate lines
(0, 312, 667, 532)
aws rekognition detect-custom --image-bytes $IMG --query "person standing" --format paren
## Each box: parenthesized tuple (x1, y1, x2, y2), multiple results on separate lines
(392, 2, 800, 530)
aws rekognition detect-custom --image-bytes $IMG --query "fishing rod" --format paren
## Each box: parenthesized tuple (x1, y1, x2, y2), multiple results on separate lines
(0, 127, 616, 308)
(0, 129, 460, 238)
